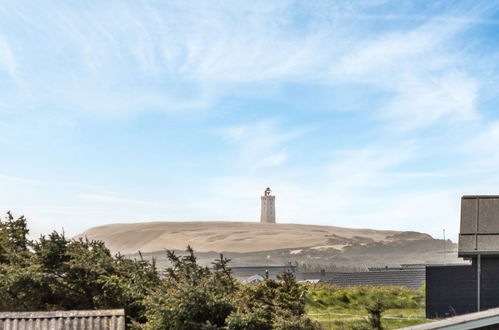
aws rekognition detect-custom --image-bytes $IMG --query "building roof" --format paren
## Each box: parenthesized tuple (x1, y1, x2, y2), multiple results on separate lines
(321, 269, 425, 290)
(241, 274, 265, 284)
(0, 309, 125, 330)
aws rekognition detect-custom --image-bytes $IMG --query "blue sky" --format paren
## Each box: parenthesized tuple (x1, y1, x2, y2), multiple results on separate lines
(1, 1, 499, 241)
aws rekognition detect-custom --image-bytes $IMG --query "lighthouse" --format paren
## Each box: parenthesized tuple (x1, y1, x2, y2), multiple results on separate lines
(260, 187, 276, 224)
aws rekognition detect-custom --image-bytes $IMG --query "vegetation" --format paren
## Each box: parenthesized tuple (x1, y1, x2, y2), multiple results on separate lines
(366, 300, 386, 330)
(305, 283, 429, 329)
(0, 211, 158, 325)
(0, 212, 319, 329)
(1, 211, 435, 329)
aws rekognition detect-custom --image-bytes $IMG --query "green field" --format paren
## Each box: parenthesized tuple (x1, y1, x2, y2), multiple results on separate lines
(305, 284, 432, 329)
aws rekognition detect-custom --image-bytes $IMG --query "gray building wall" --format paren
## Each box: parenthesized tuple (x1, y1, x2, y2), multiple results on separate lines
(0, 309, 125, 330)
(426, 258, 499, 319)
(477, 257, 499, 311)
(426, 265, 477, 318)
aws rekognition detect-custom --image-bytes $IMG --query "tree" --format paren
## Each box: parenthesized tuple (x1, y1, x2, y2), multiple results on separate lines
(366, 300, 386, 330)
(0, 211, 30, 264)
(226, 271, 320, 330)
(143, 249, 320, 330)
(1, 212, 320, 329)
(143, 247, 236, 329)
(0, 212, 160, 326)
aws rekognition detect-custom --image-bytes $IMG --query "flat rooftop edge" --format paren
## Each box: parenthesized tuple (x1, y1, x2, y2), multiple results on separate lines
(425, 263, 471, 268)
(462, 195, 499, 199)
(458, 251, 499, 256)
(0, 309, 125, 319)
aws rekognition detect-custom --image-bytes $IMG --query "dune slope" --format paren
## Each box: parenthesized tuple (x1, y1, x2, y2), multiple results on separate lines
(77, 221, 425, 254)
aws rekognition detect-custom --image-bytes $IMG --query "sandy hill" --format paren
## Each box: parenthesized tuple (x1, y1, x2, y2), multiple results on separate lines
(77, 221, 460, 267)
(77, 221, 409, 254)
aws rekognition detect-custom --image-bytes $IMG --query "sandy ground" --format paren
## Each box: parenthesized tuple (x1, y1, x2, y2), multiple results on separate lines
(76, 221, 403, 254)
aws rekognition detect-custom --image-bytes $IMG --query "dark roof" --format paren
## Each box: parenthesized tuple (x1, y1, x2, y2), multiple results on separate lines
(316, 269, 425, 290)
(230, 265, 297, 270)
(368, 266, 425, 271)
(231, 266, 425, 289)
(462, 195, 499, 199)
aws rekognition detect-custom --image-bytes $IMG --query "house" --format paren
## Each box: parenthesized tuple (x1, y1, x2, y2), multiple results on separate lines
(426, 196, 499, 318)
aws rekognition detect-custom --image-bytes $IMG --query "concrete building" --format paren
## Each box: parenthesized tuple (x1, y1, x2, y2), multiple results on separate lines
(260, 187, 276, 224)
(426, 196, 499, 318)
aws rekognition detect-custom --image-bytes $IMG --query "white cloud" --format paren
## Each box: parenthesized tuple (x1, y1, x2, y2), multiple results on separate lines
(329, 15, 483, 128)
(0, 0, 494, 123)
(2, 0, 499, 244)
(0, 36, 16, 78)
(218, 120, 305, 170)
(462, 121, 499, 172)
(325, 147, 415, 189)
(471, 120, 499, 150)
(385, 72, 479, 129)
(79, 194, 163, 207)
(335, 30, 436, 79)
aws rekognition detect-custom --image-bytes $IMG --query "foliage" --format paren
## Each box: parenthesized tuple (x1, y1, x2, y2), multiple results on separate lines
(365, 300, 386, 330)
(0, 211, 30, 264)
(226, 271, 320, 330)
(306, 283, 424, 311)
(0, 212, 159, 325)
(305, 283, 429, 329)
(0, 212, 319, 329)
(143, 249, 320, 330)
(142, 248, 236, 329)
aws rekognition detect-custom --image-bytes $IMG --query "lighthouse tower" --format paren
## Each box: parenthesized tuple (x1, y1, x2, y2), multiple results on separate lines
(260, 187, 276, 224)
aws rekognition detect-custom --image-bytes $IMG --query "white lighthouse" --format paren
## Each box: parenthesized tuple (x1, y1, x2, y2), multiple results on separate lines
(260, 187, 276, 224)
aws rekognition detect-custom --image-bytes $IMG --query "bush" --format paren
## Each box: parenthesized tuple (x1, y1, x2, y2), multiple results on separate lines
(0, 212, 159, 325)
(366, 300, 386, 330)
(143, 249, 320, 330)
(1, 212, 319, 330)
(305, 283, 424, 311)
(142, 248, 236, 329)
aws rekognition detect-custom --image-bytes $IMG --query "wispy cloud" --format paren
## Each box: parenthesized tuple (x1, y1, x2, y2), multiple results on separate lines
(385, 72, 479, 129)
(79, 194, 163, 207)
(325, 146, 415, 189)
(1, 0, 499, 243)
(0, 35, 16, 78)
(218, 120, 306, 170)
(0, 0, 495, 121)
(329, 12, 485, 128)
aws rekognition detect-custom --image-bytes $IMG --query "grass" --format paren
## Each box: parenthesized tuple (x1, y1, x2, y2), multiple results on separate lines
(304, 284, 432, 329)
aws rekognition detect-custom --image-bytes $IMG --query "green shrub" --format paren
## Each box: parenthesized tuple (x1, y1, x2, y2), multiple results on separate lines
(1, 212, 320, 329)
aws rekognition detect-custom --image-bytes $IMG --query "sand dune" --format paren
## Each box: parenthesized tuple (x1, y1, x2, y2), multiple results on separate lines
(76, 221, 414, 254)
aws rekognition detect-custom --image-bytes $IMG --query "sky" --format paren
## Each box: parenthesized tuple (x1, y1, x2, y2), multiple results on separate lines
(1, 1, 499, 241)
